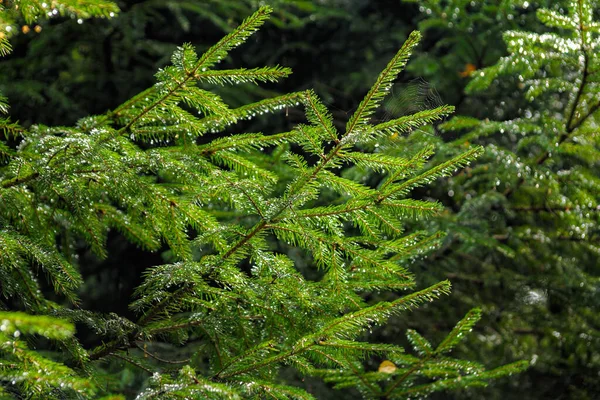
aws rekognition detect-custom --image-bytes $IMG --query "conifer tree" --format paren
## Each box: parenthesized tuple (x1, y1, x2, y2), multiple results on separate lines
(1, 5, 527, 398)
(400, 0, 600, 398)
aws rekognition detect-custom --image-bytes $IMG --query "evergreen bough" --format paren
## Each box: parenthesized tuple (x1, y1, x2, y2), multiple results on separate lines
(0, 5, 527, 398)
(408, 0, 600, 397)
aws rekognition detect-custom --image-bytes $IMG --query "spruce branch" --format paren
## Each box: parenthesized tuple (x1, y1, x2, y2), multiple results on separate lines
(370, 104, 454, 138)
(195, 66, 292, 85)
(1, 172, 40, 189)
(0, 5, 518, 396)
(318, 280, 451, 340)
(388, 361, 529, 399)
(505, 0, 600, 196)
(111, 6, 275, 134)
(435, 308, 482, 355)
(406, 329, 433, 357)
(379, 146, 483, 199)
(345, 31, 421, 136)
(209, 90, 345, 264)
(383, 352, 433, 398)
(0, 118, 26, 139)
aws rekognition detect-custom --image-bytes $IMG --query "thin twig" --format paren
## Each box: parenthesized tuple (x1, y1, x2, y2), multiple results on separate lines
(135, 343, 190, 364)
(109, 352, 153, 374)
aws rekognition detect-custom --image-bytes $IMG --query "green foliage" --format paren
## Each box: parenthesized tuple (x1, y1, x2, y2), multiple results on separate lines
(317, 305, 527, 398)
(400, 0, 537, 109)
(0, 312, 97, 398)
(0, 0, 119, 55)
(0, 5, 524, 399)
(0, 0, 120, 119)
(406, 0, 600, 398)
(0, 0, 346, 127)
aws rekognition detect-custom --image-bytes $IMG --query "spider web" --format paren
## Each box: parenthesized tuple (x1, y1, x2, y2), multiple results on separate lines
(376, 77, 445, 125)
(314, 77, 445, 137)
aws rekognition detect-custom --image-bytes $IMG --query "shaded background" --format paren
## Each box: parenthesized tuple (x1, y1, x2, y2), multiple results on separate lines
(2, 1, 598, 399)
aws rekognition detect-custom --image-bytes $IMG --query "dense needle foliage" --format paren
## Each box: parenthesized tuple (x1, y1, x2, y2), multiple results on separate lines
(0, 2, 530, 399)
(400, 1, 600, 398)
